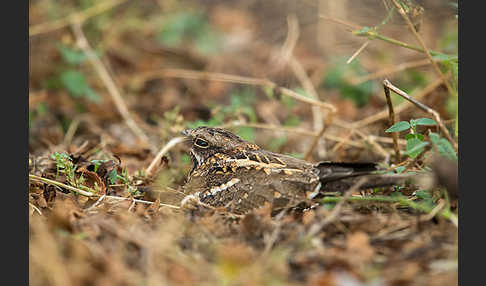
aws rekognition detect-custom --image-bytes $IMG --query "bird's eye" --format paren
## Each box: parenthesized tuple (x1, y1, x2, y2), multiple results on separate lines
(194, 138, 209, 148)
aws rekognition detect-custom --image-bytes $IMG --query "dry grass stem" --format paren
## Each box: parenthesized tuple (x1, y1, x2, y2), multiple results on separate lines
(346, 40, 370, 64)
(30, 174, 96, 197)
(284, 15, 328, 150)
(85, 194, 107, 212)
(350, 58, 430, 85)
(383, 79, 457, 151)
(304, 115, 333, 161)
(29, 0, 128, 36)
(29, 202, 43, 216)
(354, 129, 390, 159)
(306, 177, 369, 238)
(71, 21, 151, 147)
(63, 115, 85, 147)
(390, 0, 456, 97)
(319, 15, 361, 30)
(352, 75, 448, 128)
(320, 14, 451, 59)
(261, 209, 287, 258)
(124, 69, 337, 112)
(146, 136, 186, 177)
(383, 80, 402, 163)
(29, 174, 180, 209)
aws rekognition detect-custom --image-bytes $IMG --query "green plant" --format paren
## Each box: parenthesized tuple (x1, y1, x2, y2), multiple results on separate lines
(157, 10, 220, 54)
(323, 58, 374, 107)
(385, 118, 436, 158)
(50, 152, 81, 187)
(187, 88, 258, 141)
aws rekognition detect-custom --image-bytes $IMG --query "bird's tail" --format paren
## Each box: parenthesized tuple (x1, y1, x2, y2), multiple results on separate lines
(315, 162, 413, 192)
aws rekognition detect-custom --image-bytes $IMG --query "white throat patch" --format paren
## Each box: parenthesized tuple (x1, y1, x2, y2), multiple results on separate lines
(191, 149, 204, 166)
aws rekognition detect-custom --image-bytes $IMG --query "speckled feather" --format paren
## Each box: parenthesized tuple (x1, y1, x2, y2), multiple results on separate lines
(181, 126, 408, 214)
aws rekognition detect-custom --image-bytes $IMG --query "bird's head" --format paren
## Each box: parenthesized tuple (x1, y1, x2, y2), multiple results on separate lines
(181, 126, 259, 167)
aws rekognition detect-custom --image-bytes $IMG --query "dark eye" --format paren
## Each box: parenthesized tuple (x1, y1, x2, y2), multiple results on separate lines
(195, 138, 209, 148)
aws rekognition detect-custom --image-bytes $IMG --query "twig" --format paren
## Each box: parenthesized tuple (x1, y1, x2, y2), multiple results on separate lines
(284, 15, 329, 157)
(146, 136, 186, 177)
(304, 115, 333, 161)
(389, 0, 456, 97)
(306, 177, 369, 238)
(29, 174, 96, 197)
(120, 69, 337, 113)
(222, 121, 407, 148)
(320, 195, 456, 226)
(352, 75, 448, 128)
(63, 115, 85, 147)
(319, 15, 455, 59)
(261, 209, 287, 258)
(71, 21, 151, 147)
(85, 194, 106, 211)
(319, 15, 361, 30)
(29, 202, 43, 216)
(104, 195, 180, 209)
(28, 174, 180, 209)
(383, 80, 402, 163)
(346, 40, 370, 64)
(349, 58, 431, 85)
(220, 122, 364, 148)
(420, 199, 445, 222)
(354, 129, 390, 159)
(383, 80, 457, 151)
(29, 0, 128, 37)
(331, 129, 355, 154)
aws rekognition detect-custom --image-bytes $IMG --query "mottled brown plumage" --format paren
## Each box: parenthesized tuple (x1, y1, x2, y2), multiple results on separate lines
(180, 126, 408, 214)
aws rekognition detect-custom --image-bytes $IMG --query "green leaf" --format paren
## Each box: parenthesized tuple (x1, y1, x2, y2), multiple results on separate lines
(322, 58, 374, 107)
(157, 11, 220, 54)
(405, 138, 429, 158)
(414, 190, 433, 200)
(58, 45, 87, 65)
(431, 53, 458, 62)
(415, 118, 437, 126)
(385, 121, 411, 133)
(395, 166, 405, 174)
(429, 132, 457, 160)
(108, 169, 118, 185)
(60, 70, 87, 98)
(84, 87, 101, 103)
(405, 133, 416, 140)
(60, 70, 100, 102)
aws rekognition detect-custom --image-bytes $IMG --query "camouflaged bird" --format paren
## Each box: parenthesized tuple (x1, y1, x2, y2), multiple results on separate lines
(180, 126, 409, 215)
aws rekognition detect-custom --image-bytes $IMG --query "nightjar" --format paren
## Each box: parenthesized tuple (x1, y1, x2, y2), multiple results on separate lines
(180, 126, 409, 215)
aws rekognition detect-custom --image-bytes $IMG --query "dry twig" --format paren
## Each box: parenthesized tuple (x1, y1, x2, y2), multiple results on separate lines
(346, 40, 370, 64)
(383, 80, 402, 163)
(350, 58, 430, 85)
(383, 79, 457, 151)
(146, 137, 186, 177)
(121, 69, 337, 113)
(28, 174, 180, 209)
(71, 21, 151, 147)
(306, 177, 369, 238)
(352, 75, 448, 128)
(29, 0, 128, 36)
(389, 0, 456, 97)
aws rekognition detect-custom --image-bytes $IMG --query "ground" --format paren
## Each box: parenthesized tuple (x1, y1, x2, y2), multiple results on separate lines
(29, 1, 458, 285)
